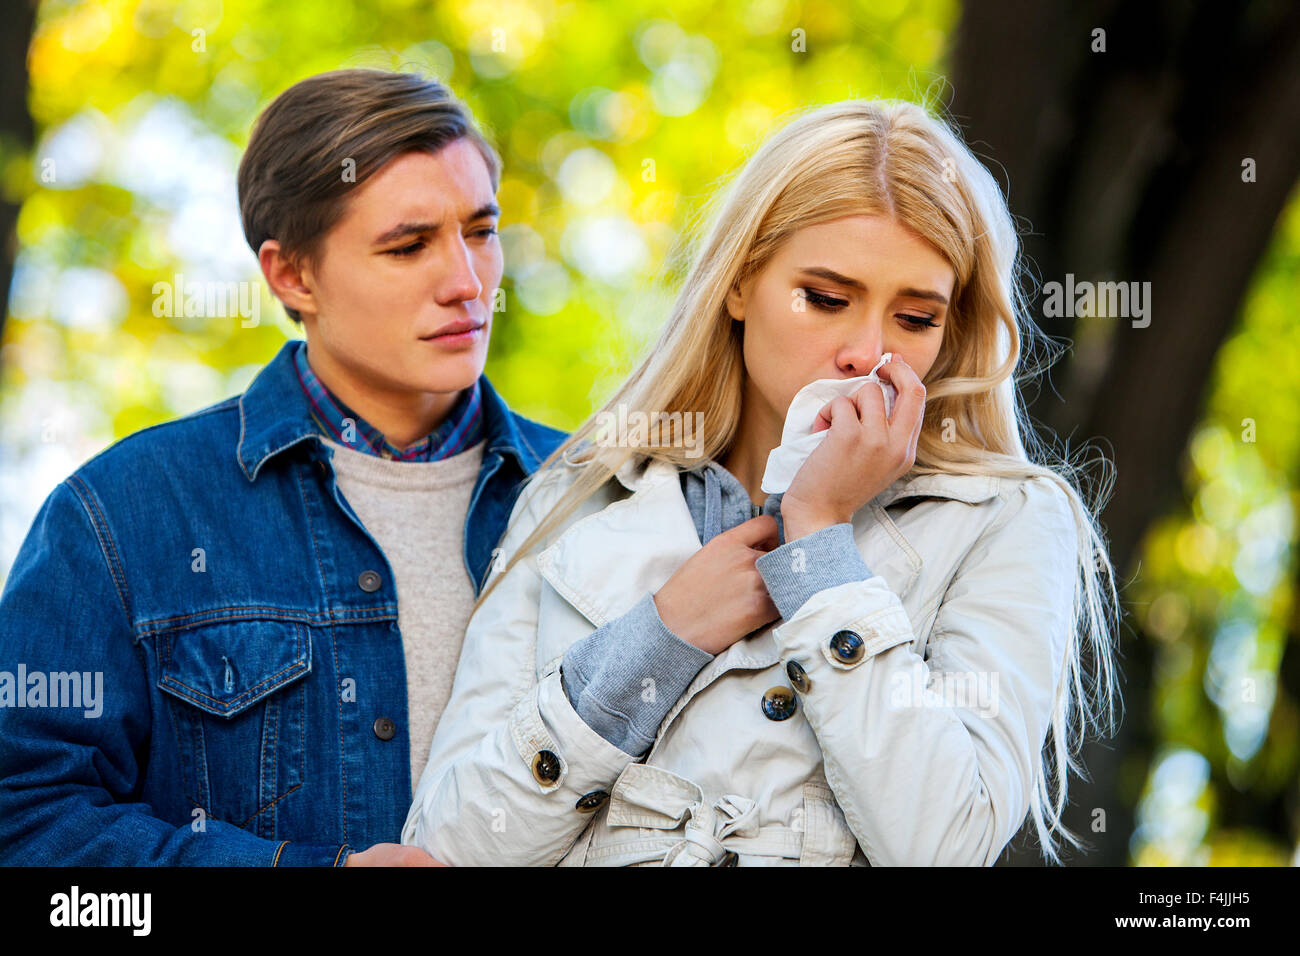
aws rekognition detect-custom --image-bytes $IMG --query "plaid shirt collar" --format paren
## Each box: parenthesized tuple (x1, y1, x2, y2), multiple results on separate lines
(292, 340, 484, 462)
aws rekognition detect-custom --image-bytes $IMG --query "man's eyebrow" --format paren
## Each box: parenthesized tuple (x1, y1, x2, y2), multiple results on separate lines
(796, 266, 949, 305)
(372, 203, 501, 245)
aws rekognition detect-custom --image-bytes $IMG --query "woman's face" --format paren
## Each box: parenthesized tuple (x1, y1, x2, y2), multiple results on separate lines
(726, 214, 954, 435)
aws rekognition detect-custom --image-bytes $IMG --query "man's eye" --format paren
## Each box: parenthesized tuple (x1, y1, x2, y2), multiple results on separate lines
(803, 289, 848, 311)
(472, 226, 499, 238)
(387, 241, 424, 257)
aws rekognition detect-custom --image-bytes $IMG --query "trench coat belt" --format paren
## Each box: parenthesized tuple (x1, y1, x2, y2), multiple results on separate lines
(605, 763, 802, 866)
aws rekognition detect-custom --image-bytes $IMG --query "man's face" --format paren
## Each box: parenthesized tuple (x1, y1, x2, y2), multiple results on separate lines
(296, 140, 502, 398)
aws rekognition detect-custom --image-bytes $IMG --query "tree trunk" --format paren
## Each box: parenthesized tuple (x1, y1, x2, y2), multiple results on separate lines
(950, 0, 1300, 864)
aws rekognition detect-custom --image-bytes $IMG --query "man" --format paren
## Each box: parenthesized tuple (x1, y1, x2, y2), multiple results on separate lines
(0, 69, 564, 865)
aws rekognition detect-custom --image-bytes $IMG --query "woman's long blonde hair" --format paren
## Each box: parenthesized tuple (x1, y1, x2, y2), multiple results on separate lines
(479, 98, 1122, 865)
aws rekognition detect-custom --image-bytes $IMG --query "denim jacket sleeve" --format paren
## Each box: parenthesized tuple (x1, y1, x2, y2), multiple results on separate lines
(0, 479, 349, 866)
(402, 471, 638, 866)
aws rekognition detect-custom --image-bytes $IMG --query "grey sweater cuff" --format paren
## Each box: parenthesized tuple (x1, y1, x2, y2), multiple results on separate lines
(560, 592, 714, 756)
(754, 523, 872, 620)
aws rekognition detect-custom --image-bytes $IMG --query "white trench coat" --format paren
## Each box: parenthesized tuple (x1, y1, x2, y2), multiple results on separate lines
(402, 454, 1078, 866)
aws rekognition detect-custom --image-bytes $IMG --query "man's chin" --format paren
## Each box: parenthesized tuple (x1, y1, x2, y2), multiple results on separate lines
(403, 345, 487, 395)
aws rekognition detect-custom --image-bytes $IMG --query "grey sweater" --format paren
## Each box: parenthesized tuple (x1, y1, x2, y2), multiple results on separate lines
(560, 459, 872, 755)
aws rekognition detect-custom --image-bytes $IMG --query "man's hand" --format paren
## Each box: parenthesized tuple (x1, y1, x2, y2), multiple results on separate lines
(344, 843, 446, 866)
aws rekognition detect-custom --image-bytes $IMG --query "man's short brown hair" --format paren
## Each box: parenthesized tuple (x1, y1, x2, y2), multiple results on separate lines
(237, 68, 502, 322)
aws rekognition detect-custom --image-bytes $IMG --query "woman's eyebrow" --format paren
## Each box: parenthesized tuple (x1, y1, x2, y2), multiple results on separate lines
(797, 266, 865, 290)
(796, 266, 948, 305)
(372, 203, 501, 245)
(898, 287, 949, 305)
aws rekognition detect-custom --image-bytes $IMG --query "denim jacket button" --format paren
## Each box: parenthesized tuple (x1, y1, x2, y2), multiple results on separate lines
(531, 750, 562, 784)
(358, 570, 382, 592)
(373, 716, 396, 741)
(761, 686, 797, 721)
(829, 629, 865, 664)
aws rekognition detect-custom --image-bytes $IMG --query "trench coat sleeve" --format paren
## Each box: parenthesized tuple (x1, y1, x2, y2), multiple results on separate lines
(757, 476, 1078, 865)
(401, 471, 637, 866)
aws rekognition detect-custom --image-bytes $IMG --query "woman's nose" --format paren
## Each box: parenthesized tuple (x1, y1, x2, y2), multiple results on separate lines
(837, 341, 886, 376)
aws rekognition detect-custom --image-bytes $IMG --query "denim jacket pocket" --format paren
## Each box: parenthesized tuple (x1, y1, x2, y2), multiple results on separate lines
(154, 616, 311, 838)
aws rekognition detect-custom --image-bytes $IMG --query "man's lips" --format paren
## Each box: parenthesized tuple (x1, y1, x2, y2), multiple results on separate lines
(420, 320, 484, 339)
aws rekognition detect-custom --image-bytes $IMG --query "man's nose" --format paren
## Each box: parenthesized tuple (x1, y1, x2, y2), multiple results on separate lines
(435, 236, 483, 305)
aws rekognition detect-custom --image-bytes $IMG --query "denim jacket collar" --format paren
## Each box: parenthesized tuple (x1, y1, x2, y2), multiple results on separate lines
(237, 339, 544, 481)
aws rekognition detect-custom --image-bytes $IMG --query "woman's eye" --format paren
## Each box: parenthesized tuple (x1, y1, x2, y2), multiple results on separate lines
(387, 241, 424, 257)
(803, 288, 848, 311)
(899, 313, 939, 329)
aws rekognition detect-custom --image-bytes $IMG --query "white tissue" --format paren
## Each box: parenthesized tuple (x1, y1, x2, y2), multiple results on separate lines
(759, 353, 897, 494)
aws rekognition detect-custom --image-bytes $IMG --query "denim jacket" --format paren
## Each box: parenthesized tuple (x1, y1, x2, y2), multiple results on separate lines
(0, 340, 565, 866)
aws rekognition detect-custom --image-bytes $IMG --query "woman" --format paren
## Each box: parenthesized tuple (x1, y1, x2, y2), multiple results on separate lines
(401, 99, 1121, 866)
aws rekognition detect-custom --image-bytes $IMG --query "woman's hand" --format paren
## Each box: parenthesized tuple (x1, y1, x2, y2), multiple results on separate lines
(653, 515, 782, 654)
(780, 356, 926, 541)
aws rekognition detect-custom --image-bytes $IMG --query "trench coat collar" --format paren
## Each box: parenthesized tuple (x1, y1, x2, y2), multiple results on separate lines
(538, 455, 1001, 630)
(607, 454, 1001, 507)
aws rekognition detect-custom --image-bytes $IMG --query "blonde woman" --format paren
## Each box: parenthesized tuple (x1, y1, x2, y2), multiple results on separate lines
(402, 99, 1121, 866)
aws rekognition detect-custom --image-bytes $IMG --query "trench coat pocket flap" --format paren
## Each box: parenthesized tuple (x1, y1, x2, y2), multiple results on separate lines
(606, 763, 703, 829)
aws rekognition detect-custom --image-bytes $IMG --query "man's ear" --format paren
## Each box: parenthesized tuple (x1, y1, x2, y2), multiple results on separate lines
(725, 279, 745, 321)
(258, 240, 316, 318)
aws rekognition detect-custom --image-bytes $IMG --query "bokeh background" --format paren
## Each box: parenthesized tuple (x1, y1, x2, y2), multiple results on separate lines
(2, 0, 1298, 866)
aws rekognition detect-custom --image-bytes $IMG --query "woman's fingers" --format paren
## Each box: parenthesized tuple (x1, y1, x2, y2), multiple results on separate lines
(727, 513, 780, 552)
(876, 357, 925, 466)
(811, 395, 857, 435)
(877, 359, 924, 430)
(849, 378, 887, 425)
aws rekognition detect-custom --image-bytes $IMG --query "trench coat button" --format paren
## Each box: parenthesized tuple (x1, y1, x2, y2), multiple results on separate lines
(786, 660, 811, 694)
(714, 850, 738, 867)
(575, 789, 609, 813)
(358, 570, 382, 592)
(373, 716, 396, 740)
(829, 629, 865, 664)
(761, 686, 797, 721)
(532, 750, 562, 784)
